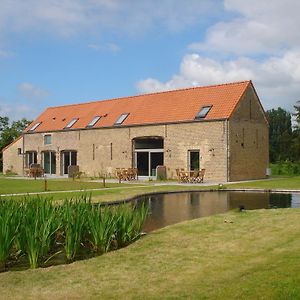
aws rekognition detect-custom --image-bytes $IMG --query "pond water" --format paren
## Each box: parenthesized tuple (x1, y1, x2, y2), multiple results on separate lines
(134, 191, 300, 232)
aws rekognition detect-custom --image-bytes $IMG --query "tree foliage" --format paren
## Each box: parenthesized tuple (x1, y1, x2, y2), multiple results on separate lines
(267, 104, 300, 163)
(267, 107, 293, 162)
(0, 117, 32, 172)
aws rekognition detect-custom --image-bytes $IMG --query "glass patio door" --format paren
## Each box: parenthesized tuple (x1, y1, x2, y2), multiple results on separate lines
(135, 150, 164, 177)
(43, 151, 56, 175)
(62, 151, 77, 175)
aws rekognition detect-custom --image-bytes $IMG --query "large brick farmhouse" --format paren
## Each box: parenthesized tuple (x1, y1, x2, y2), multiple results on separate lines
(3, 80, 269, 182)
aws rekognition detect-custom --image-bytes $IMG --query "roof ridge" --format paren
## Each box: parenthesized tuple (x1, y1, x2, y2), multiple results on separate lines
(47, 80, 251, 110)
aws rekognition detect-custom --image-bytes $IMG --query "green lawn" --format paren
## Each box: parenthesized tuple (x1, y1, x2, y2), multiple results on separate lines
(0, 177, 139, 195)
(1, 176, 300, 203)
(0, 208, 299, 299)
(1, 176, 300, 298)
(226, 175, 300, 190)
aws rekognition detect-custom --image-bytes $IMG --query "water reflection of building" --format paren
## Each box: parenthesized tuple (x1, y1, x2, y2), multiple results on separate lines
(143, 192, 229, 231)
(142, 191, 294, 232)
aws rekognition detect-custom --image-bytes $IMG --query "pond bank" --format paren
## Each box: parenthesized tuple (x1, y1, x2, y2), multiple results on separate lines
(0, 208, 299, 299)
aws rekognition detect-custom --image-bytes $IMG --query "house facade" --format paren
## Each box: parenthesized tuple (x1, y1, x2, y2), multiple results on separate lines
(3, 80, 269, 182)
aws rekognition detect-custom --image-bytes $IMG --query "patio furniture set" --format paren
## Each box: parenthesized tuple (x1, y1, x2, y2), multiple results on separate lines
(176, 168, 205, 183)
(24, 164, 45, 178)
(116, 168, 138, 182)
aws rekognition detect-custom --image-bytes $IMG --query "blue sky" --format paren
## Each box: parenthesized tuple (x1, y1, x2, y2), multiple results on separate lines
(1, 0, 300, 121)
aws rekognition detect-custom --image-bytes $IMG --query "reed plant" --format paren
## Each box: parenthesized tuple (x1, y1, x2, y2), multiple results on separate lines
(87, 205, 116, 254)
(18, 197, 59, 269)
(62, 197, 89, 262)
(0, 194, 149, 271)
(113, 204, 148, 247)
(0, 200, 19, 270)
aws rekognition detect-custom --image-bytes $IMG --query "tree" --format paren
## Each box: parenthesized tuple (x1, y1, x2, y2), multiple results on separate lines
(293, 101, 300, 129)
(267, 108, 293, 162)
(0, 117, 32, 172)
(290, 101, 300, 161)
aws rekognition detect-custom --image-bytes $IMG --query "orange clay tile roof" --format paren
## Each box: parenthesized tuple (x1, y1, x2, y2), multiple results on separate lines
(25, 80, 251, 133)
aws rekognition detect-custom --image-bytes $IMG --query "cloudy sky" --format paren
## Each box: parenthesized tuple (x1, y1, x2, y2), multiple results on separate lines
(0, 0, 300, 121)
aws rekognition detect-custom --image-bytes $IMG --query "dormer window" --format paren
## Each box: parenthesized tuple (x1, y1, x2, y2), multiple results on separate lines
(64, 118, 78, 129)
(87, 116, 101, 128)
(195, 105, 212, 119)
(115, 113, 129, 125)
(28, 122, 41, 132)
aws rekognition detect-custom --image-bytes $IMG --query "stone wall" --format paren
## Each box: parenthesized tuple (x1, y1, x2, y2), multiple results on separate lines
(2, 137, 23, 175)
(4, 120, 228, 182)
(229, 84, 269, 181)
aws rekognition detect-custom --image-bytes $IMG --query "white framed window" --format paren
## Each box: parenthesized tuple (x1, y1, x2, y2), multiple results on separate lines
(25, 151, 37, 167)
(115, 113, 129, 125)
(87, 116, 101, 127)
(64, 118, 78, 129)
(28, 122, 41, 132)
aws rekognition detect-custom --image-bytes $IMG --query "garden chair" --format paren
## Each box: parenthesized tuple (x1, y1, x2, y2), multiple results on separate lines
(195, 169, 205, 183)
(189, 169, 199, 183)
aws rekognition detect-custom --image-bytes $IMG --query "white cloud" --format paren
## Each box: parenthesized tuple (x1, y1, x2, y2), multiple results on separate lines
(17, 83, 49, 102)
(0, 83, 49, 120)
(190, 0, 300, 56)
(0, 0, 219, 39)
(0, 49, 15, 58)
(137, 0, 300, 112)
(137, 51, 300, 111)
(88, 42, 121, 52)
(0, 102, 37, 121)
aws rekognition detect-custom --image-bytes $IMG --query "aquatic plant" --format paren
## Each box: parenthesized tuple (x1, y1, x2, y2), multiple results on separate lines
(62, 197, 89, 261)
(87, 205, 116, 254)
(114, 203, 148, 247)
(19, 197, 59, 269)
(0, 200, 19, 270)
(0, 194, 148, 271)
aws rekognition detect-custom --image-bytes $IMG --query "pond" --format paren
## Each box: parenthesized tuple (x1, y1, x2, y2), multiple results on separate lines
(134, 191, 300, 232)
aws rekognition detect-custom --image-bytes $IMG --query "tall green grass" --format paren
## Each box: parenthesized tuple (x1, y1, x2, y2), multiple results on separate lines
(63, 197, 89, 262)
(114, 203, 148, 248)
(0, 200, 19, 270)
(0, 195, 148, 271)
(88, 205, 115, 254)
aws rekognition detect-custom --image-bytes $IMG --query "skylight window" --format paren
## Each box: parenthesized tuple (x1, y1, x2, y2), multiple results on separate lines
(64, 118, 79, 129)
(195, 105, 212, 119)
(28, 122, 41, 132)
(87, 116, 101, 128)
(115, 113, 129, 125)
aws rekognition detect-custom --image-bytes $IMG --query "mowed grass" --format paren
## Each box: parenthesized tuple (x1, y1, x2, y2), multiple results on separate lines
(0, 208, 299, 299)
(0, 178, 139, 195)
(226, 175, 300, 190)
(2, 175, 300, 203)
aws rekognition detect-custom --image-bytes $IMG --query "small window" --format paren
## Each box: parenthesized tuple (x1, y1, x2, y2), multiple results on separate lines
(65, 118, 78, 129)
(87, 116, 101, 128)
(17, 148, 22, 155)
(115, 113, 129, 125)
(28, 122, 41, 132)
(44, 134, 52, 145)
(195, 105, 212, 119)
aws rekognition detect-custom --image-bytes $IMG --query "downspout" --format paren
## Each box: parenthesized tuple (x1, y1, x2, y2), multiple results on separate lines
(226, 119, 229, 182)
